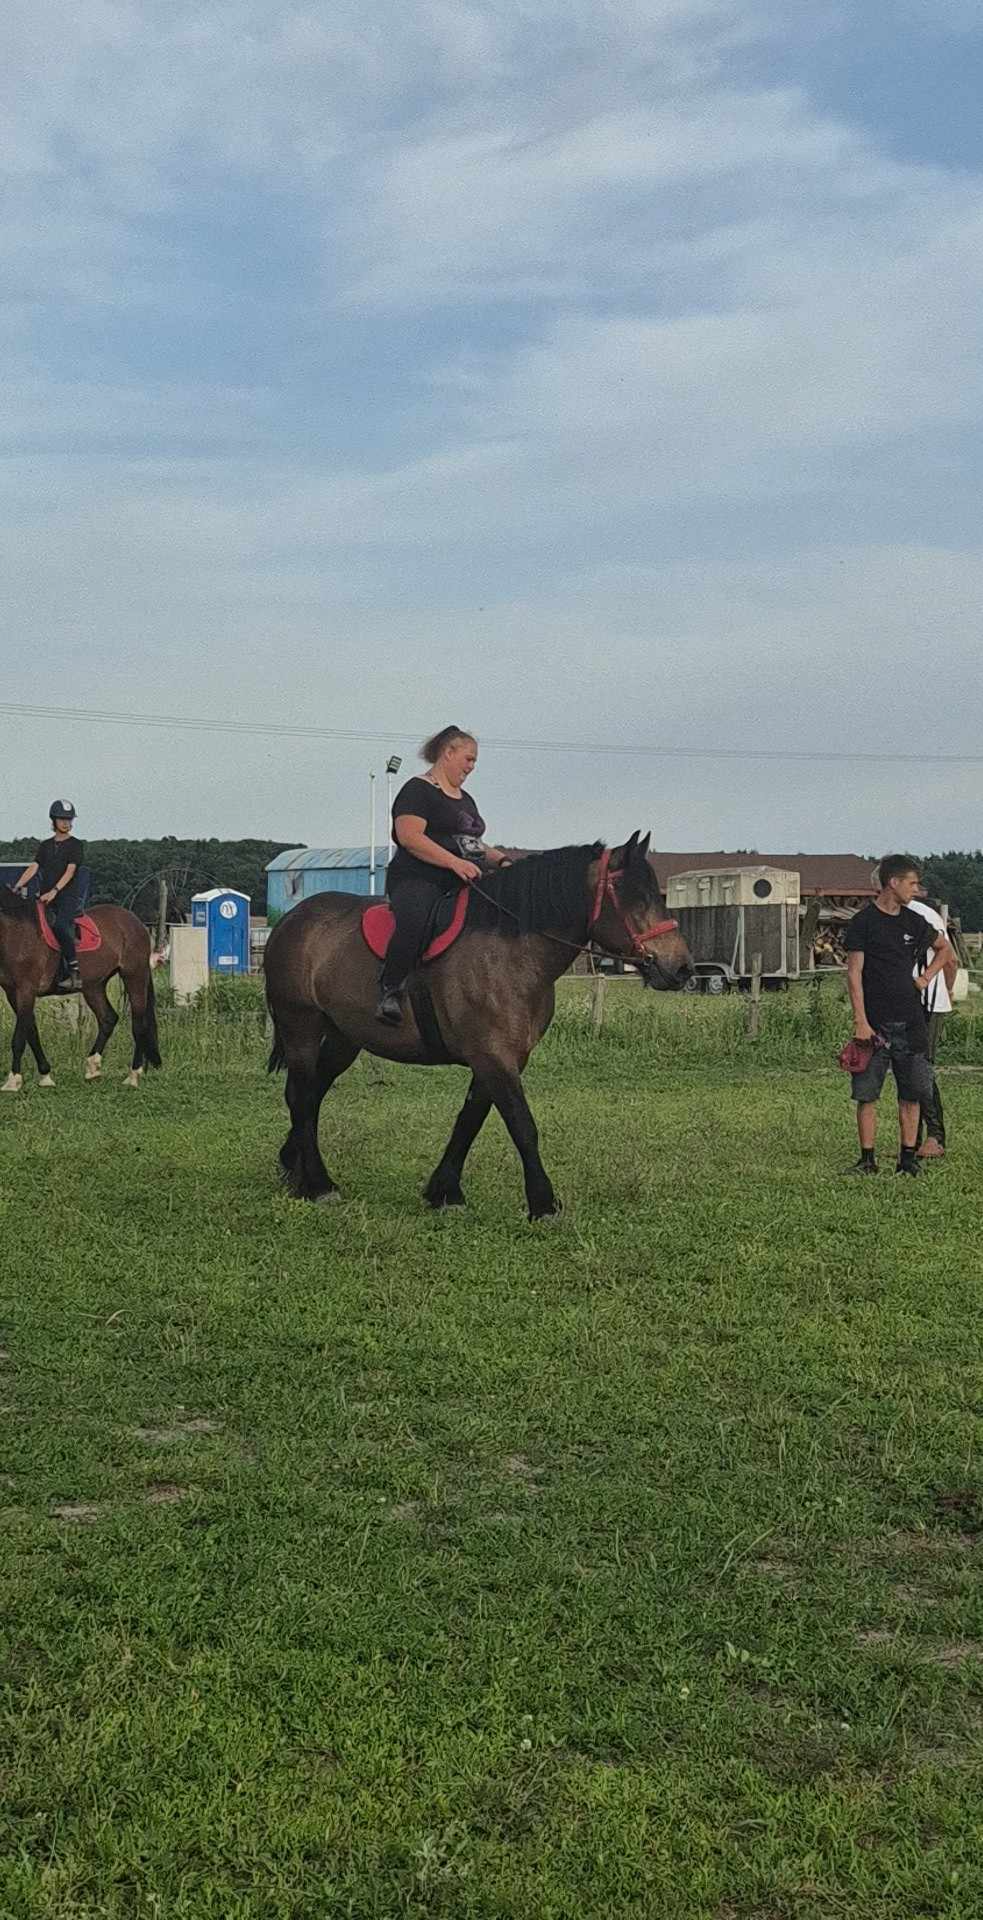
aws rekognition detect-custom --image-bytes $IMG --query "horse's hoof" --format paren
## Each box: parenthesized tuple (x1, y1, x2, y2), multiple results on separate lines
(38, 1074, 56, 1090)
(312, 1188, 342, 1206)
(1, 1074, 23, 1095)
(84, 1055, 102, 1081)
(425, 1187, 466, 1210)
(529, 1199, 562, 1223)
(124, 1069, 144, 1089)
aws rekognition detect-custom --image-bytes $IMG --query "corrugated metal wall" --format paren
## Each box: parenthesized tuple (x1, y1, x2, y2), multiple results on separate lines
(268, 859, 388, 914)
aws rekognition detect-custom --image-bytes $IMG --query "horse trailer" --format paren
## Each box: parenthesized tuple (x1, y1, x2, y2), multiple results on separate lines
(666, 866, 800, 992)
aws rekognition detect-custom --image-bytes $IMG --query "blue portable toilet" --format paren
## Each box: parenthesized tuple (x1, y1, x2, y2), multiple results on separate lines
(191, 887, 250, 972)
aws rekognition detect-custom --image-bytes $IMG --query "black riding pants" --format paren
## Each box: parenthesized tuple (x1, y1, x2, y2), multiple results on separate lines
(47, 886, 79, 970)
(381, 877, 450, 992)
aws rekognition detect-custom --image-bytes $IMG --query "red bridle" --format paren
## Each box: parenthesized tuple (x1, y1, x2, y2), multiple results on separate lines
(588, 849, 678, 959)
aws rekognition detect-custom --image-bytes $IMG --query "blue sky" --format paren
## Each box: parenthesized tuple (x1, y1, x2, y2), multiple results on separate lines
(2, 0, 982, 852)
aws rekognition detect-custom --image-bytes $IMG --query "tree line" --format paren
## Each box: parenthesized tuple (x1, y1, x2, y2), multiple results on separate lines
(918, 852, 983, 933)
(0, 837, 296, 920)
(1, 838, 981, 930)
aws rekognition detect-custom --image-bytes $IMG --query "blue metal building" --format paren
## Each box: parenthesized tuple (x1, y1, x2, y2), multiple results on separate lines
(191, 887, 251, 972)
(266, 848, 388, 915)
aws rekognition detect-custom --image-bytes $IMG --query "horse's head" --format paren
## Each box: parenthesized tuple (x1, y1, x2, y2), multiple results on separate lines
(590, 833, 693, 990)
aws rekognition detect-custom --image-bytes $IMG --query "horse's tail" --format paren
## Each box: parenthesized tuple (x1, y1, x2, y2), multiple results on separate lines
(137, 971, 163, 1070)
(266, 992, 286, 1072)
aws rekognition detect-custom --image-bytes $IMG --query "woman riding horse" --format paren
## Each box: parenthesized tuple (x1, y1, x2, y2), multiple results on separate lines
(377, 727, 510, 1025)
(14, 800, 83, 992)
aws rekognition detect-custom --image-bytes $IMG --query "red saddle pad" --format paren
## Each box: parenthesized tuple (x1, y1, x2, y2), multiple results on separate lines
(37, 905, 102, 953)
(361, 888, 469, 964)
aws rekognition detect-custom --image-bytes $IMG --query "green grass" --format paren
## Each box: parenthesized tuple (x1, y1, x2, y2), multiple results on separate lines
(1, 991, 982, 1918)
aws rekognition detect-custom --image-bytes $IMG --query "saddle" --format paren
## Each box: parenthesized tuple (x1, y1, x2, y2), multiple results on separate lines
(37, 904, 102, 954)
(361, 887, 469, 964)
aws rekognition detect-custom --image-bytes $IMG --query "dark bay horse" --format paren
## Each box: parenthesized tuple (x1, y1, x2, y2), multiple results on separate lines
(264, 833, 692, 1218)
(0, 889, 162, 1093)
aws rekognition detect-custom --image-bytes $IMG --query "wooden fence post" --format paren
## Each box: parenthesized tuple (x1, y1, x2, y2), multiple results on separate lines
(748, 951, 763, 1037)
(591, 972, 607, 1036)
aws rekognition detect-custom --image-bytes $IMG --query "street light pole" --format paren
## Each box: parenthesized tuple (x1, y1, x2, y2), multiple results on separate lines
(385, 754, 403, 862)
(368, 772, 377, 896)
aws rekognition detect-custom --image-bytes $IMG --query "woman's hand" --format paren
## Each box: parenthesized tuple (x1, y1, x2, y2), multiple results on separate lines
(451, 858, 481, 883)
(40, 890, 57, 905)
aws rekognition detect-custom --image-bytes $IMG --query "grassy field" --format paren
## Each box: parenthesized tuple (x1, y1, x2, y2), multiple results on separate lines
(1, 985, 982, 1918)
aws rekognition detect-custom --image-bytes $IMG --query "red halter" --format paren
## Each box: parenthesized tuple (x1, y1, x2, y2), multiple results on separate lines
(588, 849, 678, 959)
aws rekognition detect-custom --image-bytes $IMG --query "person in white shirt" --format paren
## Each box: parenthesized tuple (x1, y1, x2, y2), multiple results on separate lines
(908, 895, 954, 1158)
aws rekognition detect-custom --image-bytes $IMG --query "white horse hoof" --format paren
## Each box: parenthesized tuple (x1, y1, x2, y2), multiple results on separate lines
(38, 1074, 56, 1089)
(1, 1074, 23, 1094)
(124, 1068, 144, 1088)
(84, 1055, 102, 1081)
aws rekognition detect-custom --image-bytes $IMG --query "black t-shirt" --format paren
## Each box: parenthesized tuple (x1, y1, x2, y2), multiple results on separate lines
(388, 776, 486, 888)
(35, 835, 84, 891)
(844, 903, 933, 1031)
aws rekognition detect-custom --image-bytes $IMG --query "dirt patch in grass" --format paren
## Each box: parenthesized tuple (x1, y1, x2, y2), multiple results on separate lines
(51, 1502, 104, 1524)
(131, 1417, 223, 1443)
(144, 1482, 190, 1505)
(856, 1629, 983, 1669)
(920, 1639, 983, 1670)
(502, 1453, 544, 1484)
(750, 1556, 800, 1588)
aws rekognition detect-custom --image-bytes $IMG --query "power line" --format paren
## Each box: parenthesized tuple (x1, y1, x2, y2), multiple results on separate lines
(0, 697, 980, 767)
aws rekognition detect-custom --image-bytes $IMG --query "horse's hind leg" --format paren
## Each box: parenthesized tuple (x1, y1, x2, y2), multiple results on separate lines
(81, 980, 119, 1080)
(279, 1013, 358, 1201)
(424, 1076, 492, 1208)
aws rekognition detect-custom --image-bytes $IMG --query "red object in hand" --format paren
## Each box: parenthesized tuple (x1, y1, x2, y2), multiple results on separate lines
(837, 1034, 885, 1072)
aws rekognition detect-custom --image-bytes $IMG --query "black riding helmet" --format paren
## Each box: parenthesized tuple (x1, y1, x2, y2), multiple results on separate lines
(49, 801, 76, 822)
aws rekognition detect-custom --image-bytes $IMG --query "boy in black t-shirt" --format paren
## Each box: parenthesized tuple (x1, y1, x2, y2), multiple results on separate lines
(843, 855, 953, 1176)
(14, 802, 84, 990)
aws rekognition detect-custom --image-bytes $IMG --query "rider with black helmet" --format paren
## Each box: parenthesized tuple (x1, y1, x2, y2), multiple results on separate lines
(14, 803, 84, 992)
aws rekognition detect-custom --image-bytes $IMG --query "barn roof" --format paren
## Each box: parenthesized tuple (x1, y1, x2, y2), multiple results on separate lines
(265, 847, 382, 872)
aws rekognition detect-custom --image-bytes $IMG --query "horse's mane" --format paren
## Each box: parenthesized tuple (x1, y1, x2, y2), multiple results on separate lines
(0, 885, 35, 923)
(466, 843, 604, 937)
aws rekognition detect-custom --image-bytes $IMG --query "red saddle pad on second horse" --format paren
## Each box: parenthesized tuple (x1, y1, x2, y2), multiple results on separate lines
(361, 887, 469, 964)
(37, 904, 103, 954)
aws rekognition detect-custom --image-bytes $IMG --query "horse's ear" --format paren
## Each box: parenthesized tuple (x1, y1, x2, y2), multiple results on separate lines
(615, 831, 638, 871)
(638, 831, 651, 861)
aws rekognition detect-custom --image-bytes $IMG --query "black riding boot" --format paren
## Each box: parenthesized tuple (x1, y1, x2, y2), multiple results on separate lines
(51, 907, 81, 992)
(376, 979, 405, 1025)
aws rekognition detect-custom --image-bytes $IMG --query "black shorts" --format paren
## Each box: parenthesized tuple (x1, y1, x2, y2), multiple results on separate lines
(851, 1021, 934, 1105)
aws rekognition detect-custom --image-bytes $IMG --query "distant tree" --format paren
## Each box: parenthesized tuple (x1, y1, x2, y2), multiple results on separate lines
(0, 836, 300, 920)
(920, 851, 983, 931)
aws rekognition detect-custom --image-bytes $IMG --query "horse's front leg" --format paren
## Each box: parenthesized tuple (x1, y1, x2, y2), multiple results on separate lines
(473, 1057, 560, 1220)
(424, 1076, 492, 1208)
(2, 989, 53, 1092)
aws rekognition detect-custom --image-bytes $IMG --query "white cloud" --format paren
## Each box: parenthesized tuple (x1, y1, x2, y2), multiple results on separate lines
(2, 2, 983, 847)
